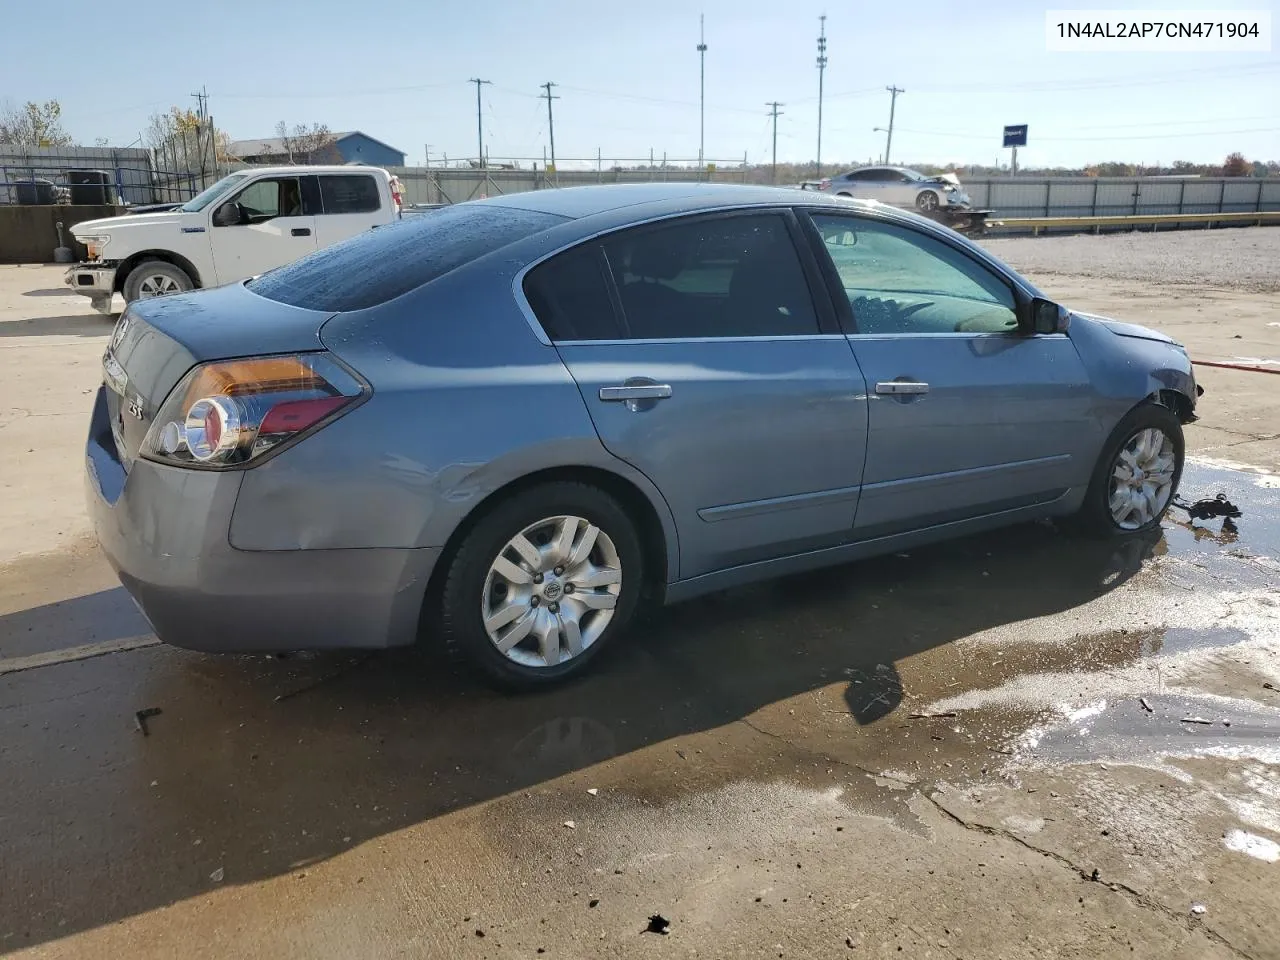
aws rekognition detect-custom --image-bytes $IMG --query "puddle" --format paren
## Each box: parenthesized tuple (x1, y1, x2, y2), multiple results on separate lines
(915, 459, 1280, 777)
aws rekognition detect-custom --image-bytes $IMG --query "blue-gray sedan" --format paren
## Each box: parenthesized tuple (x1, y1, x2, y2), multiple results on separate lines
(86, 184, 1199, 688)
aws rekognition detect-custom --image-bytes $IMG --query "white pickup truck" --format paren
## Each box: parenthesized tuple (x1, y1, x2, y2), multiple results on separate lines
(66, 165, 405, 313)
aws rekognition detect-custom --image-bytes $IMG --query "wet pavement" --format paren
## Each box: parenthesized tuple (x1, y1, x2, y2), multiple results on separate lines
(1, 460, 1278, 958)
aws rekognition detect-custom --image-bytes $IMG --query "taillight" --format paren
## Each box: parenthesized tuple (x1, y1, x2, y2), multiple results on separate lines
(818, 179, 832, 191)
(141, 353, 367, 469)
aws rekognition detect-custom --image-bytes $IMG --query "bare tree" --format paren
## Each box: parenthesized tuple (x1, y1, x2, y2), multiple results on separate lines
(147, 106, 230, 173)
(0, 99, 73, 147)
(1222, 152, 1250, 177)
(273, 121, 341, 164)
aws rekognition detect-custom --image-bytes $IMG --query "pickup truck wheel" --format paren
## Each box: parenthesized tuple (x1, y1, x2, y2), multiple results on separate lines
(123, 261, 193, 303)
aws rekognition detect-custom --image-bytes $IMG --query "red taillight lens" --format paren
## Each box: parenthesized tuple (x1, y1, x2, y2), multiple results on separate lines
(203, 402, 223, 449)
(142, 354, 367, 469)
(259, 396, 349, 435)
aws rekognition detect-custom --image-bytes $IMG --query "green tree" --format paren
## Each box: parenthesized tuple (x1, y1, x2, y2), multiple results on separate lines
(0, 99, 73, 147)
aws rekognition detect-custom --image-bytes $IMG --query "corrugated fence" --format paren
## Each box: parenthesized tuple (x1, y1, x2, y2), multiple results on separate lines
(961, 176, 1280, 218)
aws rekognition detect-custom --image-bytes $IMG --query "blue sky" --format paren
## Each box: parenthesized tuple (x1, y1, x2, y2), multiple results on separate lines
(4, 0, 1276, 169)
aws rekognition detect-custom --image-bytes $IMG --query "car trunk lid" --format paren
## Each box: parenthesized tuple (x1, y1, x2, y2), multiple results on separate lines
(101, 282, 335, 466)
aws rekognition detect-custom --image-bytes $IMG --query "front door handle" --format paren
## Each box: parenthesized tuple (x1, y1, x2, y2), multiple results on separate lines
(291, 227, 312, 237)
(599, 384, 673, 402)
(875, 380, 930, 396)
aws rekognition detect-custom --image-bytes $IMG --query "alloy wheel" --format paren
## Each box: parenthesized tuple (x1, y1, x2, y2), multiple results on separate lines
(137, 274, 182, 298)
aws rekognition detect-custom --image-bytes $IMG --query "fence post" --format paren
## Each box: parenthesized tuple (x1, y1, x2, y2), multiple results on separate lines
(1178, 179, 1186, 215)
(649, 149, 654, 181)
(597, 148, 602, 184)
(1218, 180, 1226, 213)
(742, 151, 748, 183)
(1256, 179, 1264, 213)
(1092, 178, 1099, 216)
(1044, 181, 1051, 217)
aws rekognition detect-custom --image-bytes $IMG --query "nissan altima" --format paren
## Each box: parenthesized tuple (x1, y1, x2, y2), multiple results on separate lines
(87, 184, 1198, 689)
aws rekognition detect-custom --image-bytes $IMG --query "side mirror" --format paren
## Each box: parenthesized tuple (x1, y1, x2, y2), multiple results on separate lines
(212, 201, 245, 227)
(1030, 296, 1070, 334)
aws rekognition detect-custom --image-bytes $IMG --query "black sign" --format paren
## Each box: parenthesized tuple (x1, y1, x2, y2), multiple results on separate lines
(1003, 125, 1028, 148)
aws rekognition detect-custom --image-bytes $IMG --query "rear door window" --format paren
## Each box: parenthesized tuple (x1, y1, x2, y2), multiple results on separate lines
(600, 213, 822, 339)
(319, 175, 381, 214)
(523, 245, 621, 341)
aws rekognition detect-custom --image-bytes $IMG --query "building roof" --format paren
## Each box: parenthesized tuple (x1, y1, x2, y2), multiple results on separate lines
(227, 131, 404, 159)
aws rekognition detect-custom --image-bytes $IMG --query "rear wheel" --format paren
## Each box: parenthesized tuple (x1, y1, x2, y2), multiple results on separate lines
(439, 482, 644, 690)
(122, 260, 193, 303)
(1077, 402, 1183, 537)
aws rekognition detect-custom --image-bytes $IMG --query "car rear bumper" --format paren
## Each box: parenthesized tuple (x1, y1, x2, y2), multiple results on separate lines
(84, 386, 438, 653)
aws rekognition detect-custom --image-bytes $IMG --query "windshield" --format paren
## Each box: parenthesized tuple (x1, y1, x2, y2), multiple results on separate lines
(901, 169, 928, 181)
(180, 173, 249, 212)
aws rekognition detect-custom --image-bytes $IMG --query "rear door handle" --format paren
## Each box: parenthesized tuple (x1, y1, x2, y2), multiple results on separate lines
(599, 384, 673, 402)
(875, 380, 930, 395)
(291, 227, 312, 237)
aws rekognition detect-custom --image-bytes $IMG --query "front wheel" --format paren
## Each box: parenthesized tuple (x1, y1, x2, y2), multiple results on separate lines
(439, 482, 645, 690)
(1077, 402, 1184, 537)
(916, 190, 940, 212)
(122, 260, 193, 303)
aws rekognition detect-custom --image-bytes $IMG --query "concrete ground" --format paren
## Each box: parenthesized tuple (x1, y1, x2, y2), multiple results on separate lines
(1, 228, 1278, 959)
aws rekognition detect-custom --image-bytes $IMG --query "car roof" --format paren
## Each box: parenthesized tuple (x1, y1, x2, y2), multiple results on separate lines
(482, 182, 875, 219)
(231, 165, 389, 177)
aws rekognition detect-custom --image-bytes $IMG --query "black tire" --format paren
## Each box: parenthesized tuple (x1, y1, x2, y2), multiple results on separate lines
(916, 190, 940, 211)
(122, 260, 193, 303)
(439, 482, 645, 691)
(1077, 401, 1184, 538)
(836, 191, 853, 198)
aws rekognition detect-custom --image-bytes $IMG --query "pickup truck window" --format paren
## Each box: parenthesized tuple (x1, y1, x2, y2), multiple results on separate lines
(233, 178, 303, 221)
(247, 204, 566, 311)
(320, 175, 380, 214)
(180, 173, 249, 212)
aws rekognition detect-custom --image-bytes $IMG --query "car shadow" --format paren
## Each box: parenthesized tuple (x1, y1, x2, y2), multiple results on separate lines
(0, 313, 114, 338)
(0, 587, 151, 660)
(21, 289, 80, 297)
(0, 520, 1162, 948)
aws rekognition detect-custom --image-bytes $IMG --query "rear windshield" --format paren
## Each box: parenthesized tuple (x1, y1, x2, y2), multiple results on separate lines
(248, 204, 566, 312)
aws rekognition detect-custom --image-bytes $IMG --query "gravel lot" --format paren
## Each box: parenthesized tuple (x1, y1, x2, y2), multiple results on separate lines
(983, 225, 1280, 292)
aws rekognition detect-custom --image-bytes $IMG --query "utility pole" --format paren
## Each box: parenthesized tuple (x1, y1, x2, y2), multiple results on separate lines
(469, 78, 491, 168)
(424, 144, 432, 169)
(697, 14, 708, 167)
(766, 102, 784, 184)
(541, 82, 559, 181)
(883, 85, 904, 165)
(815, 15, 828, 179)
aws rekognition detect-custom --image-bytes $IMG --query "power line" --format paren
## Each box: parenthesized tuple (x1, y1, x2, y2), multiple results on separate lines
(470, 78, 492, 167)
(815, 14, 828, 178)
(697, 14, 708, 165)
(888, 124, 1280, 142)
(766, 102, 784, 183)
(541, 82, 559, 178)
(883, 86, 903, 164)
